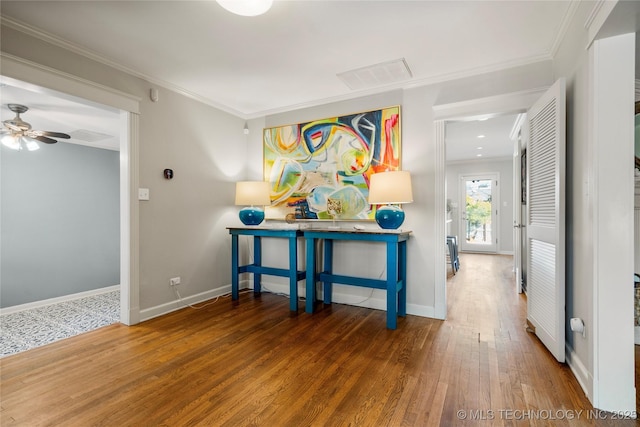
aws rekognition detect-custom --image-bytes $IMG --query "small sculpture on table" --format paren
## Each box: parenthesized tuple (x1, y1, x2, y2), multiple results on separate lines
(327, 198, 343, 229)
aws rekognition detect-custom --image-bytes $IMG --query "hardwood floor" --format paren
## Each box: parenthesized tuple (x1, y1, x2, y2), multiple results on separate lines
(1, 253, 637, 426)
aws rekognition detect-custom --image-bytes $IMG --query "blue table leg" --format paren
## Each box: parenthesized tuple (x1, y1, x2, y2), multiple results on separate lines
(231, 234, 239, 300)
(386, 241, 398, 329)
(399, 240, 407, 317)
(323, 239, 333, 305)
(289, 235, 298, 311)
(253, 236, 261, 294)
(305, 237, 316, 313)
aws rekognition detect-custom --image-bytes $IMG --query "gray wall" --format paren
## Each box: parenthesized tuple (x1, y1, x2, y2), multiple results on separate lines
(1, 142, 119, 307)
(1, 24, 248, 315)
(0, 21, 553, 318)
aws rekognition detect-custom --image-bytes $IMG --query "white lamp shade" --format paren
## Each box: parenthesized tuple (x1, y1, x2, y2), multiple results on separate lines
(235, 181, 271, 206)
(216, 0, 273, 16)
(368, 171, 413, 204)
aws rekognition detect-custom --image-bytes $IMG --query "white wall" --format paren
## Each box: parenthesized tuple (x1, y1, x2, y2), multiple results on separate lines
(446, 158, 514, 254)
(551, 0, 595, 399)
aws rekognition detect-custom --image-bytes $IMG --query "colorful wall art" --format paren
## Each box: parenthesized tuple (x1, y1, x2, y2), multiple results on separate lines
(263, 106, 401, 221)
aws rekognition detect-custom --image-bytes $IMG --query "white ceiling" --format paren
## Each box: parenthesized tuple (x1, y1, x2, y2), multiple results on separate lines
(0, 1, 574, 156)
(446, 113, 520, 162)
(0, 83, 121, 150)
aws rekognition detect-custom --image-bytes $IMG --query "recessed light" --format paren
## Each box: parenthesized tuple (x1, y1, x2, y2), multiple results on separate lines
(477, 135, 485, 138)
(477, 154, 483, 157)
(477, 146, 483, 150)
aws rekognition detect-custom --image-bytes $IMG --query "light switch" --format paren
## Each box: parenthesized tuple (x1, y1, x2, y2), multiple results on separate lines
(138, 188, 150, 201)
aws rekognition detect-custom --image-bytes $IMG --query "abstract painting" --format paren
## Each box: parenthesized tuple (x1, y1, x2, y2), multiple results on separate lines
(263, 106, 401, 220)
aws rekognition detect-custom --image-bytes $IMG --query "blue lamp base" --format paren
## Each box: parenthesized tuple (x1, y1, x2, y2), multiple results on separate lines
(375, 205, 405, 229)
(239, 206, 265, 225)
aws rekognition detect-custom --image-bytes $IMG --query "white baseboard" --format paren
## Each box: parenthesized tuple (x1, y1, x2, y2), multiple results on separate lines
(255, 280, 436, 319)
(565, 342, 592, 402)
(139, 284, 234, 322)
(0, 285, 120, 315)
(140, 278, 439, 324)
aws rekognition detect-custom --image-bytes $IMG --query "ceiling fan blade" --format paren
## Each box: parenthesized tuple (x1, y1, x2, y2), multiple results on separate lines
(33, 135, 58, 144)
(28, 130, 71, 139)
(39, 131, 71, 139)
(4, 122, 22, 132)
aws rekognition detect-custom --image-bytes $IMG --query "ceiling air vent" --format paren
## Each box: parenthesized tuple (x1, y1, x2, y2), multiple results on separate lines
(337, 58, 413, 91)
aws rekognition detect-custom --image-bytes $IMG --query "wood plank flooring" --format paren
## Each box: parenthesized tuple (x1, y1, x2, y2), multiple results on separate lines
(1, 254, 637, 426)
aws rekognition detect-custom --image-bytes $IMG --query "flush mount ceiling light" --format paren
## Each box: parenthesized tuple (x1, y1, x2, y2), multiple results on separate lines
(216, 0, 273, 16)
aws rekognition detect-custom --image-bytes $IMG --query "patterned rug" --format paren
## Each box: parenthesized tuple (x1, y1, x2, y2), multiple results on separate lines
(0, 290, 120, 357)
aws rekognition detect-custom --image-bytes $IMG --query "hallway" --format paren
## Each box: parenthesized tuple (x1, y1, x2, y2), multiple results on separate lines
(448, 253, 639, 423)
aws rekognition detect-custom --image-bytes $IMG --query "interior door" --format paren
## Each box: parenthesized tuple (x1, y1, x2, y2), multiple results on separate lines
(459, 173, 498, 253)
(526, 78, 566, 363)
(512, 121, 527, 294)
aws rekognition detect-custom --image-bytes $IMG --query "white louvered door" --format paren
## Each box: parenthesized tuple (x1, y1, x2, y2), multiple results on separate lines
(526, 79, 566, 363)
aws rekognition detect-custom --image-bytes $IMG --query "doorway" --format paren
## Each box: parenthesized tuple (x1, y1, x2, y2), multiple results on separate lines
(459, 173, 499, 253)
(433, 89, 545, 319)
(1, 54, 140, 325)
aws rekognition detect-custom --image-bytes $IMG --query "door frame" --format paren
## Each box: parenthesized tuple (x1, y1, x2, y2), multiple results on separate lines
(433, 88, 547, 319)
(0, 53, 141, 325)
(510, 114, 527, 293)
(588, 33, 635, 412)
(458, 172, 499, 253)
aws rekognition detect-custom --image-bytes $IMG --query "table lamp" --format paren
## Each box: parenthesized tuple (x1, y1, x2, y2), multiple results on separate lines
(368, 171, 413, 229)
(235, 181, 271, 225)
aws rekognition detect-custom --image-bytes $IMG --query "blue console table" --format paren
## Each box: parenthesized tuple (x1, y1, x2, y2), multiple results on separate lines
(228, 227, 305, 311)
(303, 229, 411, 329)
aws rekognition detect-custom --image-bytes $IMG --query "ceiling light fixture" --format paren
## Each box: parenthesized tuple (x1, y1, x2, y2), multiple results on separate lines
(216, 0, 273, 16)
(477, 135, 485, 138)
(1, 134, 40, 151)
(1, 104, 70, 152)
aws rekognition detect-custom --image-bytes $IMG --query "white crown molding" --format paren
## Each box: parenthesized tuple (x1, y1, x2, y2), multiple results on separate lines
(550, 0, 581, 57)
(584, 0, 607, 30)
(1, 16, 246, 118)
(250, 55, 553, 119)
(584, 0, 617, 47)
(3, 15, 556, 120)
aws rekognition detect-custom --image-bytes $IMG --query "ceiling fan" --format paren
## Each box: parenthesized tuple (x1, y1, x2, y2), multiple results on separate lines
(1, 104, 71, 151)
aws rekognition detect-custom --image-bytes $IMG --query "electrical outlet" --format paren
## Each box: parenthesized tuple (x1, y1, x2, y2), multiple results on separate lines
(169, 277, 181, 287)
